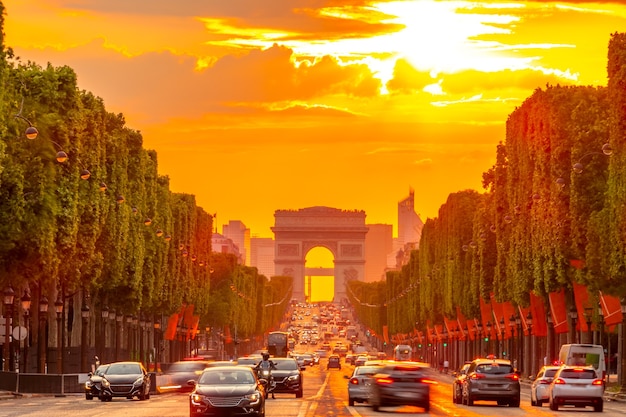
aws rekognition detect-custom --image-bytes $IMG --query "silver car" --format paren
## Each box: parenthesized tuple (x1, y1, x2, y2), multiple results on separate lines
(548, 365, 604, 412)
(369, 362, 435, 412)
(530, 365, 560, 406)
(347, 364, 383, 406)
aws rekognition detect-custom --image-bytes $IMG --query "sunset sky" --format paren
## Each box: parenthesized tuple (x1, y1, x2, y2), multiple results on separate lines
(3, 0, 625, 239)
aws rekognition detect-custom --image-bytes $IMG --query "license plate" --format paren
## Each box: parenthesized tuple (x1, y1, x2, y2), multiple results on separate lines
(397, 391, 414, 398)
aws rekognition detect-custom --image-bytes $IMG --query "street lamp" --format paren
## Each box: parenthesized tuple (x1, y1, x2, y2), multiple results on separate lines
(80, 301, 90, 372)
(20, 290, 32, 372)
(508, 314, 516, 365)
(54, 296, 63, 374)
(101, 306, 109, 364)
(3, 286, 15, 371)
(38, 296, 48, 373)
(515, 314, 522, 371)
(486, 321, 492, 354)
(154, 319, 161, 370)
(584, 307, 593, 344)
(569, 306, 578, 343)
(115, 312, 123, 361)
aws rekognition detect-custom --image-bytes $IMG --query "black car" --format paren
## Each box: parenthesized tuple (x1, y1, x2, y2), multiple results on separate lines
(462, 357, 520, 407)
(189, 365, 265, 417)
(452, 362, 471, 404)
(159, 360, 212, 393)
(271, 357, 304, 398)
(85, 364, 109, 400)
(369, 362, 435, 412)
(99, 361, 151, 401)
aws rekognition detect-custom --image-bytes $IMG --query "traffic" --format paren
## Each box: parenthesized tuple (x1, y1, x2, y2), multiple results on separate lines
(1, 301, 625, 416)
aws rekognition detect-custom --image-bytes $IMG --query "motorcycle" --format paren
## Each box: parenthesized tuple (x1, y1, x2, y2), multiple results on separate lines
(256, 363, 276, 399)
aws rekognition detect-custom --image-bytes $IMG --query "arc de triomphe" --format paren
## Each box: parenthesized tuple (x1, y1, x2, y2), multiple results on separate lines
(271, 206, 368, 303)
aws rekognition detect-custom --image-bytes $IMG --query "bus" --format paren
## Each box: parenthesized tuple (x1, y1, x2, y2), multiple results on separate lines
(267, 331, 290, 357)
(394, 344, 413, 361)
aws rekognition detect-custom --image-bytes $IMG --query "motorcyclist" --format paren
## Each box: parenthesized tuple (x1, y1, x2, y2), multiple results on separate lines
(255, 351, 277, 398)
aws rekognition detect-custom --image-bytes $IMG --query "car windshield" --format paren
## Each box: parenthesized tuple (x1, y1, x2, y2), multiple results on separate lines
(94, 365, 109, 376)
(274, 360, 298, 370)
(476, 363, 514, 374)
(199, 370, 255, 384)
(167, 362, 207, 373)
(107, 363, 141, 375)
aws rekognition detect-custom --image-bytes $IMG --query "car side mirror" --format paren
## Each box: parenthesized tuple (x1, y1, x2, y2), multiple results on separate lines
(187, 380, 197, 387)
(88, 372, 93, 377)
(343, 375, 350, 379)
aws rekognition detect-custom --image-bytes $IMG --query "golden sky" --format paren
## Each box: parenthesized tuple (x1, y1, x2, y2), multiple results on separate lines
(4, 0, 625, 238)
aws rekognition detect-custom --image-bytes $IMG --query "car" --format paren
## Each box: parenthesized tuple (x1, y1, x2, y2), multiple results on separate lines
(369, 361, 435, 412)
(530, 365, 561, 406)
(327, 355, 342, 370)
(158, 360, 212, 393)
(271, 357, 304, 398)
(347, 364, 384, 406)
(451, 362, 471, 404)
(99, 361, 151, 401)
(462, 357, 520, 407)
(85, 364, 109, 400)
(547, 365, 604, 412)
(237, 355, 263, 368)
(189, 365, 265, 417)
(354, 355, 368, 366)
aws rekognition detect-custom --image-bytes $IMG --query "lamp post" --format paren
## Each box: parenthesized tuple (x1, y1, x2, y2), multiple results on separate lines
(38, 296, 48, 373)
(477, 322, 483, 356)
(126, 315, 133, 360)
(569, 306, 578, 344)
(154, 319, 161, 371)
(508, 314, 516, 364)
(20, 290, 32, 372)
(486, 321, 492, 354)
(101, 306, 109, 364)
(3, 286, 15, 371)
(526, 312, 534, 377)
(80, 301, 90, 372)
(54, 296, 63, 374)
(516, 314, 522, 371)
(499, 317, 505, 358)
(547, 313, 554, 365)
(584, 307, 593, 344)
(115, 312, 123, 361)
(139, 315, 146, 366)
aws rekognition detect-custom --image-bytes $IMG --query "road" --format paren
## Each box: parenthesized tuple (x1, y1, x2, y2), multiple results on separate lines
(1, 358, 625, 416)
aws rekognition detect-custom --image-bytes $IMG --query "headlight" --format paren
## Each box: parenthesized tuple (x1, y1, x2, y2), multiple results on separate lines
(246, 392, 261, 403)
(101, 378, 110, 388)
(85, 380, 93, 388)
(191, 393, 206, 405)
(133, 376, 144, 386)
(288, 375, 299, 382)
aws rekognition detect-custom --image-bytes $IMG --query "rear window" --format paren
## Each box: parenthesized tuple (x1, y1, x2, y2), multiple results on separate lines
(355, 365, 381, 376)
(545, 368, 558, 378)
(475, 363, 514, 374)
(560, 369, 597, 379)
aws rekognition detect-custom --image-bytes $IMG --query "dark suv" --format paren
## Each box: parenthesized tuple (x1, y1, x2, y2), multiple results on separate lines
(271, 357, 304, 398)
(369, 362, 435, 412)
(462, 357, 520, 407)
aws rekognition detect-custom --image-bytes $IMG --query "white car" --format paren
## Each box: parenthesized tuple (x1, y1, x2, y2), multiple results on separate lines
(547, 365, 604, 412)
(530, 365, 560, 406)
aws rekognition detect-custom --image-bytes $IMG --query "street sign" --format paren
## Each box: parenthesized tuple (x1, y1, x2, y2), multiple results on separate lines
(13, 326, 28, 341)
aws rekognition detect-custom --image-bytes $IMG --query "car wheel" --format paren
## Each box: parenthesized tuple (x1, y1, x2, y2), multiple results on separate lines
(467, 394, 474, 406)
(594, 399, 603, 412)
(99, 395, 106, 402)
(348, 397, 355, 406)
(549, 397, 558, 411)
(509, 396, 520, 407)
(423, 402, 430, 412)
(146, 392, 150, 400)
(372, 404, 380, 412)
(296, 388, 303, 398)
(86, 393, 93, 400)
(530, 394, 536, 406)
(258, 404, 266, 417)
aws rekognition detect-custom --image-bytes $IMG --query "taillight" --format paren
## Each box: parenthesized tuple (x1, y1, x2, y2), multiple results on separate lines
(470, 373, 486, 380)
(553, 378, 566, 385)
(592, 379, 604, 386)
(505, 374, 519, 381)
(419, 378, 438, 385)
(539, 379, 551, 384)
(376, 377, 393, 384)
(349, 378, 359, 385)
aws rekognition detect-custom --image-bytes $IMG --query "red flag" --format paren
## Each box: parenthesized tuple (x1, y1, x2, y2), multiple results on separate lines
(456, 306, 467, 341)
(501, 302, 517, 339)
(383, 325, 389, 344)
(189, 315, 200, 340)
(549, 288, 568, 334)
(480, 297, 496, 340)
(529, 292, 548, 337)
(163, 313, 179, 341)
(183, 304, 195, 328)
(569, 259, 586, 270)
(573, 282, 591, 331)
(224, 325, 232, 344)
(600, 292, 623, 326)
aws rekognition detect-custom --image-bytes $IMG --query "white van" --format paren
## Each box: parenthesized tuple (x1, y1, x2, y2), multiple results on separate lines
(558, 344, 606, 379)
